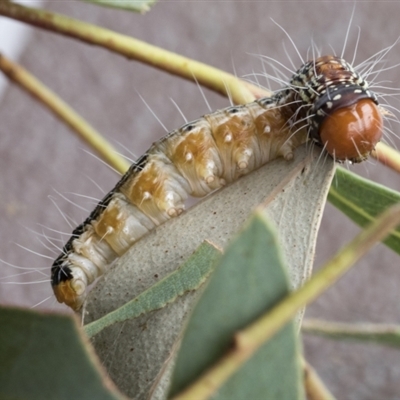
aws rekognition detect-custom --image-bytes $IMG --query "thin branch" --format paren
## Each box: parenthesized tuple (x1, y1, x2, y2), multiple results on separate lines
(0, 2, 399, 174)
(0, 53, 130, 175)
(302, 358, 336, 400)
(0, 1, 260, 105)
(372, 142, 400, 174)
(172, 204, 400, 400)
(302, 319, 400, 349)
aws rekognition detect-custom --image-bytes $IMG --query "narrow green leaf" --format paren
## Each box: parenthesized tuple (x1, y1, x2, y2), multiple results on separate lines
(79, 0, 157, 13)
(303, 319, 400, 349)
(329, 167, 400, 254)
(0, 307, 126, 400)
(83, 145, 334, 398)
(169, 213, 304, 400)
(84, 241, 221, 338)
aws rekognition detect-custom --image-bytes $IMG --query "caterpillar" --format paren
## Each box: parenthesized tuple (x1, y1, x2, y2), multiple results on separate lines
(50, 54, 383, 311)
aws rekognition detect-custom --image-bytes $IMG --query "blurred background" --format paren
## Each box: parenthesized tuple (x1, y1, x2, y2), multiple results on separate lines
(0, 1, 399, 398)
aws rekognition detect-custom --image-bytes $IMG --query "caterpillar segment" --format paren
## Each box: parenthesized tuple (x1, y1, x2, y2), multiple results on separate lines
(51, 55, 384, 310)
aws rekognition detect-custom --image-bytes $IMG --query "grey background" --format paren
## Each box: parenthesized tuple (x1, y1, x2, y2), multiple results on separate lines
(0, 1, 399, 398)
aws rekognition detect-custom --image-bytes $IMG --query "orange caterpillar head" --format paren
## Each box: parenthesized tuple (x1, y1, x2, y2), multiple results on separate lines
(317, 88, 383, 163)
(291, 55, 383, 163)
(317, 96, 383, 163)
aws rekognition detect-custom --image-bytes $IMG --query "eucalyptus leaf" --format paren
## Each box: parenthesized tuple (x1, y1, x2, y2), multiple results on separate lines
(84, 241, 221, 338)
(0, 307, 126, 400)
(169, 213, 305, 399)
(329, 167, 400, 254)
(83, 144, 335, 399)
(80, 0, 157, 13)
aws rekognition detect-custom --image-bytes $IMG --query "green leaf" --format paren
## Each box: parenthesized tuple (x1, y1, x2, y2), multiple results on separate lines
(79, 0, 157, 13)
(303, 319, 400, 349)
(84, 241, 221, 338)
(0, 307, 126, 400)
(329, 167, 400, 254)
(169, 213, 304, 399)
(82, 145, 334, 398)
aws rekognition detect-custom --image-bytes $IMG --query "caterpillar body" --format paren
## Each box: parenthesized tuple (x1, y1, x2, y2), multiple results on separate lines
(52, 55, 383, 310)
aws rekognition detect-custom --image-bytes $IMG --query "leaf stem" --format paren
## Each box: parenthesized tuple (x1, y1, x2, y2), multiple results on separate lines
(372, 142, 400, 174)
(0, 1, 260, 105)
(302, 319, 400, 349)
(302, 358, 336, 400)
(0, 53, 130, 174)
(172, 204, 400, 400)
(1, 3, 399, 174)
(80, 0, 156, 13)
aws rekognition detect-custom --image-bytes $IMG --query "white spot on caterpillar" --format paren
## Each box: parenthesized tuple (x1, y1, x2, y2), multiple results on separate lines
(143, 192, 151, 200)
(224, 134, 232, 143)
